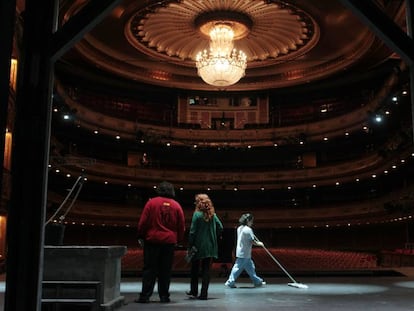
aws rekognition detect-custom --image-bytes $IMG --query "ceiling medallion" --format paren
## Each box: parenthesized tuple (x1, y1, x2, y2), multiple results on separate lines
(126, 0, 316, 88)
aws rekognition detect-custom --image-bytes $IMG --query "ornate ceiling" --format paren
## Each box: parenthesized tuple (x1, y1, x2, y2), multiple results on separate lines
(61, 0, 403, 91)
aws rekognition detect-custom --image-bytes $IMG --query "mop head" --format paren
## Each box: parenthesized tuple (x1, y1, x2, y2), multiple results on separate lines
(288, 282, 309, 289)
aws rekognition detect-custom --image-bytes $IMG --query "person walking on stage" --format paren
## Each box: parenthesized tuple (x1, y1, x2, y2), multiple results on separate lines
(186, 193, 223, 300)
(136, 181, 186, 303)
(225, 213, 266, 288)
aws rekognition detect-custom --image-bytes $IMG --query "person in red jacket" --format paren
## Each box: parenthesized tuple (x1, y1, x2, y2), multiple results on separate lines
(136, 181, 186, 303)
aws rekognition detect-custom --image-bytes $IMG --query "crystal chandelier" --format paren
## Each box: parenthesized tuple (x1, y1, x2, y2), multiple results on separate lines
(196, 23, 247, 87)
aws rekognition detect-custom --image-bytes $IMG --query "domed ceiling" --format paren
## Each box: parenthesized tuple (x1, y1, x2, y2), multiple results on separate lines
(61, 0, 401, 91)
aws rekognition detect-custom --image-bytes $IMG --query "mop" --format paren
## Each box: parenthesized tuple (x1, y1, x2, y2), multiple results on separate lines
(254, 236, 309, 289)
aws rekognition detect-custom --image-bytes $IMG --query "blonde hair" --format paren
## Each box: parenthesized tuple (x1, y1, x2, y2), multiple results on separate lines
(194, 193, 215, 221)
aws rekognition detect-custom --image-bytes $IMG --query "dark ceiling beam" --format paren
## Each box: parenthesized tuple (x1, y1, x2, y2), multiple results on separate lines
(408, 0, 413, 37)
(405, 0, 414, 142)
(337, 0, 414, 67)
(50, 0, 123, 62)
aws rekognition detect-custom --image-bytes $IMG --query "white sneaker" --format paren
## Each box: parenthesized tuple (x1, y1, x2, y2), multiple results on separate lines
(254, 281, 266, 287)
(225, 282, 236, 288)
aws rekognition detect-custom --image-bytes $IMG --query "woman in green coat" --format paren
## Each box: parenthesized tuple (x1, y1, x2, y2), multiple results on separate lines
(186, 193, 223, 300)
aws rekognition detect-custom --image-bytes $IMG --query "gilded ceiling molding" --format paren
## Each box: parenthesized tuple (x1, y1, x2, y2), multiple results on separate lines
(60, 0, 390, 90)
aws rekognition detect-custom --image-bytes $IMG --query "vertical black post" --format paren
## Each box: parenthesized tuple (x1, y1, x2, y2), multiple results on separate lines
(4, 0, 57, 310)
(0, 0, 16, 192)
(407, 0, 413, 47)
(407, 0, 414, 142)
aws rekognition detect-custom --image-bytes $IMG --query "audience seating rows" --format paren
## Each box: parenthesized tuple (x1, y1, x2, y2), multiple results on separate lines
(380, 248, 414, 267)
(251, 248, 377, 272)
(121, 247, 378, 275)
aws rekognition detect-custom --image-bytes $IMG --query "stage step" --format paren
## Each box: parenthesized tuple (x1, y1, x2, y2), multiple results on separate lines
(42, 280, 101, 311)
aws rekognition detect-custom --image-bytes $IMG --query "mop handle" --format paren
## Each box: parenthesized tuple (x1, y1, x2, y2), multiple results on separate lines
(45, 175, 84, 225)
(253, 236, 298, 284)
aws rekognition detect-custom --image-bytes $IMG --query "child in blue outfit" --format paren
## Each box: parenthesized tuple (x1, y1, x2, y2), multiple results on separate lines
(225, 213, 265, 288)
